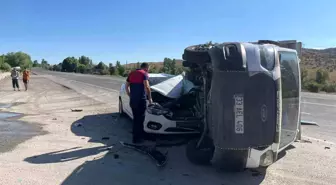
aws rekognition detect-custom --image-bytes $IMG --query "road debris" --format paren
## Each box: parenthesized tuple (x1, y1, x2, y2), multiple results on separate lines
(106, 146, 113, 150)
(71, 109, 83, 112)
(300, 139, 312, 144)
(52, 118, 57, 120)
(325, 146, 330, 149)
(250, 169, 263, 177)
(120, 141, 167, 167)
(301, 120, 319, 126)
(113, 154, 119, 159)
(102, 137, 110, 140)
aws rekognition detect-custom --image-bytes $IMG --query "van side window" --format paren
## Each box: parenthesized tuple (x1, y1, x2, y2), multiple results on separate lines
(259, 46, 275, 71)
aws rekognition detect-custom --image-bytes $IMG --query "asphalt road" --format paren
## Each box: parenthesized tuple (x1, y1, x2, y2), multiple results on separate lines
(33, 69, 336, 143)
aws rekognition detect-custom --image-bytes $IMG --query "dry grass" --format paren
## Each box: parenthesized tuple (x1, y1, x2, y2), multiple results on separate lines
(304, 68, 336, 82)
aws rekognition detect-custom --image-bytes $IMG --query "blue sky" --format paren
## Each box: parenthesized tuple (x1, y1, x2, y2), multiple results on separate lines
(1, 0, 335, 65)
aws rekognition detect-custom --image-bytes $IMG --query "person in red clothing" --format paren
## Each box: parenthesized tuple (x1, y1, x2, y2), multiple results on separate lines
(125, 62, 153, 143)
(23, 69, 30, 91)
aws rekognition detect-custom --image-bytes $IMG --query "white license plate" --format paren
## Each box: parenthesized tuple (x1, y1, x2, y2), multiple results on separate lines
(234, 94, 244, 134)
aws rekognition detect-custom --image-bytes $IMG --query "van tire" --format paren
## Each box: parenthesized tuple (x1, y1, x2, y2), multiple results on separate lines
(186, 137, 215, 165)
(182, 45, 211, 65)
(213, 149, 248, 172)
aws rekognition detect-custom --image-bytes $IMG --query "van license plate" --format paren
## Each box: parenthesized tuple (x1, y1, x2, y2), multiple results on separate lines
(234, 94, 244, 134)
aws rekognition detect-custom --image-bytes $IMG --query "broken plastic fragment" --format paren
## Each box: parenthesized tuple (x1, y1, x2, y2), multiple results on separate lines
(71, 109, 83, 112)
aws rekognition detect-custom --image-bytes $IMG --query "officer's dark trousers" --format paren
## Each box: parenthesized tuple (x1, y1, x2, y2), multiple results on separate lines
(130, 100, 146, 141)
(12, 79, 19, 89)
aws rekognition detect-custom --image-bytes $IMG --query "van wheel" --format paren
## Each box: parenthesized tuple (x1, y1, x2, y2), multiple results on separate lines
(182, 45, 211, 65)
(213, 149, 248, 172)
(186, 137, 215, 165)
(119, 98, 126, 117)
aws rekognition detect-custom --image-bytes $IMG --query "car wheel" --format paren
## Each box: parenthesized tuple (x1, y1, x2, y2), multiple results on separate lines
(119, 97, 126, 117)
(186, 136, 215, 165)
(182, 44, 211, 66)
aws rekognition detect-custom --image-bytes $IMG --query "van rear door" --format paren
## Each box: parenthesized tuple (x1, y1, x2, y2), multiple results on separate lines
(278, 51, 300, 149)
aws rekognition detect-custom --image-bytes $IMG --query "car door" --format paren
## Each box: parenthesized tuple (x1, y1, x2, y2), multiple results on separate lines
(120, 83, 133, 117)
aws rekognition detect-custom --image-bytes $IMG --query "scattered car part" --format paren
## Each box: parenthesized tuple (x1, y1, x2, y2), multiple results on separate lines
(300, 120, 318, 126)
(71, 109, 83, 112)
(120, 141, 168, 167)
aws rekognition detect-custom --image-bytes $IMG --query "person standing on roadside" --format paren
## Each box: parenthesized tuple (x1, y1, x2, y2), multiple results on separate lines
(11, 68, 20, 91)
(23, 69, 30, 91)
(125, 62, 153, 144)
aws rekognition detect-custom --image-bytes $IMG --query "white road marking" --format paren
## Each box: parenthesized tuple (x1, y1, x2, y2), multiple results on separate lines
(303, 101, 336, 108)
(301, 112, 311, 115)
(106, 81, 122, 84)
(68, 80, 120, 93)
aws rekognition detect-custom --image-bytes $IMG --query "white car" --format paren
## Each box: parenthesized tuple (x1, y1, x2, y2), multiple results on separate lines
(119, 73, 201, 134)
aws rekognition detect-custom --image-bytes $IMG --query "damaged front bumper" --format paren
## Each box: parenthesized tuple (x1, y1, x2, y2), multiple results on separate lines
(145, 73, 202, 134)
(145, 102, 201, 134)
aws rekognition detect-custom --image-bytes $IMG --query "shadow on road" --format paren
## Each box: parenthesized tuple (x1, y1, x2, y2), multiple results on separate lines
(24, 112, 274, 185)
(277, 144, 296, 161)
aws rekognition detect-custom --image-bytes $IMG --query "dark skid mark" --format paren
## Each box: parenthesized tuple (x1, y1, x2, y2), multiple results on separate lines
(61, 85, 71, 90)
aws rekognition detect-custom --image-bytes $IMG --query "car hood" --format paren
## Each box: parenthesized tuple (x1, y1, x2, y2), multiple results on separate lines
(150, 74, 195, 99)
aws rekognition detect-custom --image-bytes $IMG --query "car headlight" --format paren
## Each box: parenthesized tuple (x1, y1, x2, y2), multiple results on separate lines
(147, 106, 171, 116)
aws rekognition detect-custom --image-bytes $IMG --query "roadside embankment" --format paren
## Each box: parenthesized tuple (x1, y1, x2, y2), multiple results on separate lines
(0, 72, 10, 81)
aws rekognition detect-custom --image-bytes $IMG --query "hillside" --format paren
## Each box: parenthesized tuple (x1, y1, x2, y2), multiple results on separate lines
(123, 60, 183, 70)
(301, 48, 336, 70)
(301, 48, 336, 81)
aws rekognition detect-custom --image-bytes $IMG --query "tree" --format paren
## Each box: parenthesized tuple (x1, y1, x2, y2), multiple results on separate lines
(316, 69, 329, 84)
(96, 61, 107, 70)
(0, 55, 5, 64)
(115, 61, 125, 76)
(95, 61, 109, 75)
(33, 60, 41, 67)
(79, 56, 93, 67)
(301, 68, 308, 82)
(4, 52, 33, 69)
(77, 64, 86, 73)
(162, 58, 176, 74)
(148, 65, 158, 73)
(0, 62, 12, 71)
(109, 63, 116, 75)
(41, 59, 49, 69)
(175, 66, 184, 74)
(62, 57, 79, 72)
(52, 63, 62, 71)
